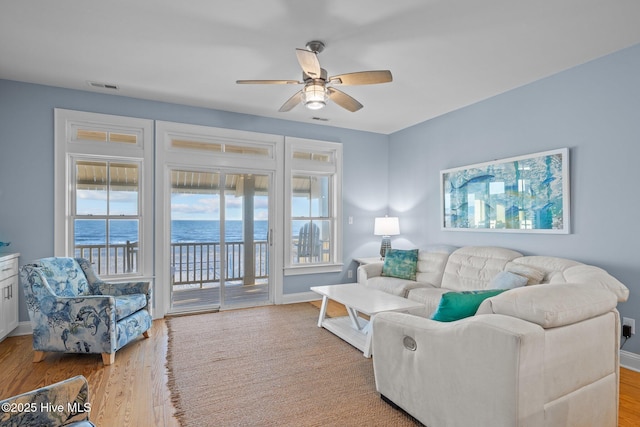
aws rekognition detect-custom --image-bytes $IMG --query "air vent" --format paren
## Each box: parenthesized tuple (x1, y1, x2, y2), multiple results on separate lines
(87, 81, 119, 91)
(311, 117, 329, 122)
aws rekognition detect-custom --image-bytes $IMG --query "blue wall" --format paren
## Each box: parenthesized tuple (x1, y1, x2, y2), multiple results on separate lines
(0, 79, 389, 321)
(3, 42, 639, 353)
(389, 43, 640, 353)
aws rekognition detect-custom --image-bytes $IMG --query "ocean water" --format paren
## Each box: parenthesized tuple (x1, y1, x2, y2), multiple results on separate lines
(74, 219, 269, 245)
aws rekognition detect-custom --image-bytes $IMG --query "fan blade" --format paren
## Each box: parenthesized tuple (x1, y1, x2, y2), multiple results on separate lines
(236, 79, 302, 85)
(295, 48, 321, 78)
(278, 90, 303, 112)
(327, 87, 363, 112)
(329, 70, 392, 85)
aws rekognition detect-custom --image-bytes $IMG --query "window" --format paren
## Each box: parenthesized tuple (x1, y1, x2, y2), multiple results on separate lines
(54, 109, 153, 279)
(73, 159, 141, 274)
(285, 137, 342, 274)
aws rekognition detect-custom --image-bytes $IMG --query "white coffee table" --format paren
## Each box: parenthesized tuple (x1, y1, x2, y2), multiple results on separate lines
(310, 283, 423, 358)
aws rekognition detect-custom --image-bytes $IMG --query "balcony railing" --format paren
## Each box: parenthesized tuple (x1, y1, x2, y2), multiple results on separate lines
(75, 241, 269, 287)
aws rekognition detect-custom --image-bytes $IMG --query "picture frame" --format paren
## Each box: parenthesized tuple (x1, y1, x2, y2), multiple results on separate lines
(441, 148, 570, 233)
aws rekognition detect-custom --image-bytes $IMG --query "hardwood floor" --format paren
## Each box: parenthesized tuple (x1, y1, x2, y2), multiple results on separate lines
(0, 320, 178, 427)
(1, 314, 640, 427)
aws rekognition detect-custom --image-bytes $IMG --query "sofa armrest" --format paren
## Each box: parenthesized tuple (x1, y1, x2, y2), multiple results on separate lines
(0, 375, 92, 426)
(372, 312, 545, 427)
(476, 283, 617, 328)
(357, 262, 384, 284)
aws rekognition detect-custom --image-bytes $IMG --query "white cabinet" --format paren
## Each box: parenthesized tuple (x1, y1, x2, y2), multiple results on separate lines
(0, 253, 19, 342)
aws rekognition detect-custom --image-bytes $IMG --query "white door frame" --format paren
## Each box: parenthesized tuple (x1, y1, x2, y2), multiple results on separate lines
(154, 121, 284, 318)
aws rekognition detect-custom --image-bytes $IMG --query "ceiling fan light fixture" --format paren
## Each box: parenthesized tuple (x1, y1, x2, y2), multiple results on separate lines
(302, 81, 327, 110)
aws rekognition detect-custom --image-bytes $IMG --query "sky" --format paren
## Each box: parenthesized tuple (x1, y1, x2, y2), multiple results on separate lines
(76, 189, 304, 221)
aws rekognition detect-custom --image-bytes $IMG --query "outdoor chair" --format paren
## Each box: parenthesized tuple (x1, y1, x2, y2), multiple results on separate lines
(297, 222, 322, 262)
(0, 375, 94, 426)
(20, 257, 152, 365)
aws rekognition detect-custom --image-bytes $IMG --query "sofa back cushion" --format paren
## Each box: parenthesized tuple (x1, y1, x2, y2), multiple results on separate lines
(34, 257, 90, 297)
(508, 256, 582, 283)
(441, 246, 523, 291)
(551, 264, 629, 302)
(415, 245, 458, 287)
(509, 256, 629, 302)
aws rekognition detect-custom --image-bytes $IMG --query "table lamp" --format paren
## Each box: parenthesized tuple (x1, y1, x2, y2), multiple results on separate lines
(374, 216, 400, 259)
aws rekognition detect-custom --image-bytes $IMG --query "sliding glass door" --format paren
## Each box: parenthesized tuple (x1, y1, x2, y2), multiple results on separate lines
(169, 169, 272, 312)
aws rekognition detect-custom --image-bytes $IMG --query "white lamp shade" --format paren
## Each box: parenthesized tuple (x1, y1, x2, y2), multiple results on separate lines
(374, 217, 400, 236)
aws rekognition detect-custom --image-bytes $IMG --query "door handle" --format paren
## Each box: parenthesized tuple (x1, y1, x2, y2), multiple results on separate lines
(268, 229, 273, 246)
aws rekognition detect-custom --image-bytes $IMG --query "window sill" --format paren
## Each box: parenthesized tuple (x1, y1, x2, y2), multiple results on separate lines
(284, 263, 344, 276)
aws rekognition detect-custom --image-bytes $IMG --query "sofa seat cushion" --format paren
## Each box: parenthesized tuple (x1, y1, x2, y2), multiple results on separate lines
(114, 294, 147, 321)
(406, 287, 450, 317)
(365, 276, 431, 297)
(477, 284, 617, 328)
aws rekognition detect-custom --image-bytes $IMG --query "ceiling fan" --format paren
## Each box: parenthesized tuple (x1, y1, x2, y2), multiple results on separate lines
(236, 41, 392, 113)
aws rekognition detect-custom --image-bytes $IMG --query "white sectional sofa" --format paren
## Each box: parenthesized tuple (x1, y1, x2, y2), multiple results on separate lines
(357, 245, 629, 427)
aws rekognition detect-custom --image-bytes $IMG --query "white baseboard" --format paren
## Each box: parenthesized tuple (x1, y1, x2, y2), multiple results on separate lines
(280, 291, 321, 304)
(8, 321, 32, 337)
(620, 350, 640, 372)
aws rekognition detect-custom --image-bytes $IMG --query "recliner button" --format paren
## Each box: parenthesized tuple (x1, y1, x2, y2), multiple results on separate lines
(403, 336, 417, 351)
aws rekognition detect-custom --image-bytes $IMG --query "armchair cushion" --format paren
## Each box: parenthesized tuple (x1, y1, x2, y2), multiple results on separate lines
(114, 294, 147, 321)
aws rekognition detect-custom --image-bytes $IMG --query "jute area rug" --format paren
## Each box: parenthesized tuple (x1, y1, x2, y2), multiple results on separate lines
(166, 303, 419, 426)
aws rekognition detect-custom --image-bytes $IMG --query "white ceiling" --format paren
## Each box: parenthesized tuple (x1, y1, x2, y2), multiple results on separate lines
(2, 0, 640, 134)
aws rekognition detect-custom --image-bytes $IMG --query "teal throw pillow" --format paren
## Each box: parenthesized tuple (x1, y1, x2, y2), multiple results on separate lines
(381, 249, 419, 281)
(431, 289, 506, 322)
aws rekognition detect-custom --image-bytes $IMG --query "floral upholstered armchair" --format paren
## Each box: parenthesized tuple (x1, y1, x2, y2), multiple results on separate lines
(20, 257, 152, 365)
(0, 375, 94, 426)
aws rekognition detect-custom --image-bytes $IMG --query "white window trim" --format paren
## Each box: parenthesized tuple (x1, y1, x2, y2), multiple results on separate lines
(54, 109, 154, 285)
(284, 137, 343, 276)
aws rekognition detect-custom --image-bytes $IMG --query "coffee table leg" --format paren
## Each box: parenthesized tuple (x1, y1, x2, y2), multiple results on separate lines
(317, 295, 329, 327)
(346, 306, 363, 330)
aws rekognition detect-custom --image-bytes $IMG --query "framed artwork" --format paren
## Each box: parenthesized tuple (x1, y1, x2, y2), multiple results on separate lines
(441, 148, 569, 233)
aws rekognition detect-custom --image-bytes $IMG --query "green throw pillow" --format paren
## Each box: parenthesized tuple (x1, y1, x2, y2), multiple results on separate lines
(431, 289, 506, 322)
(381, 249, 419, 280)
